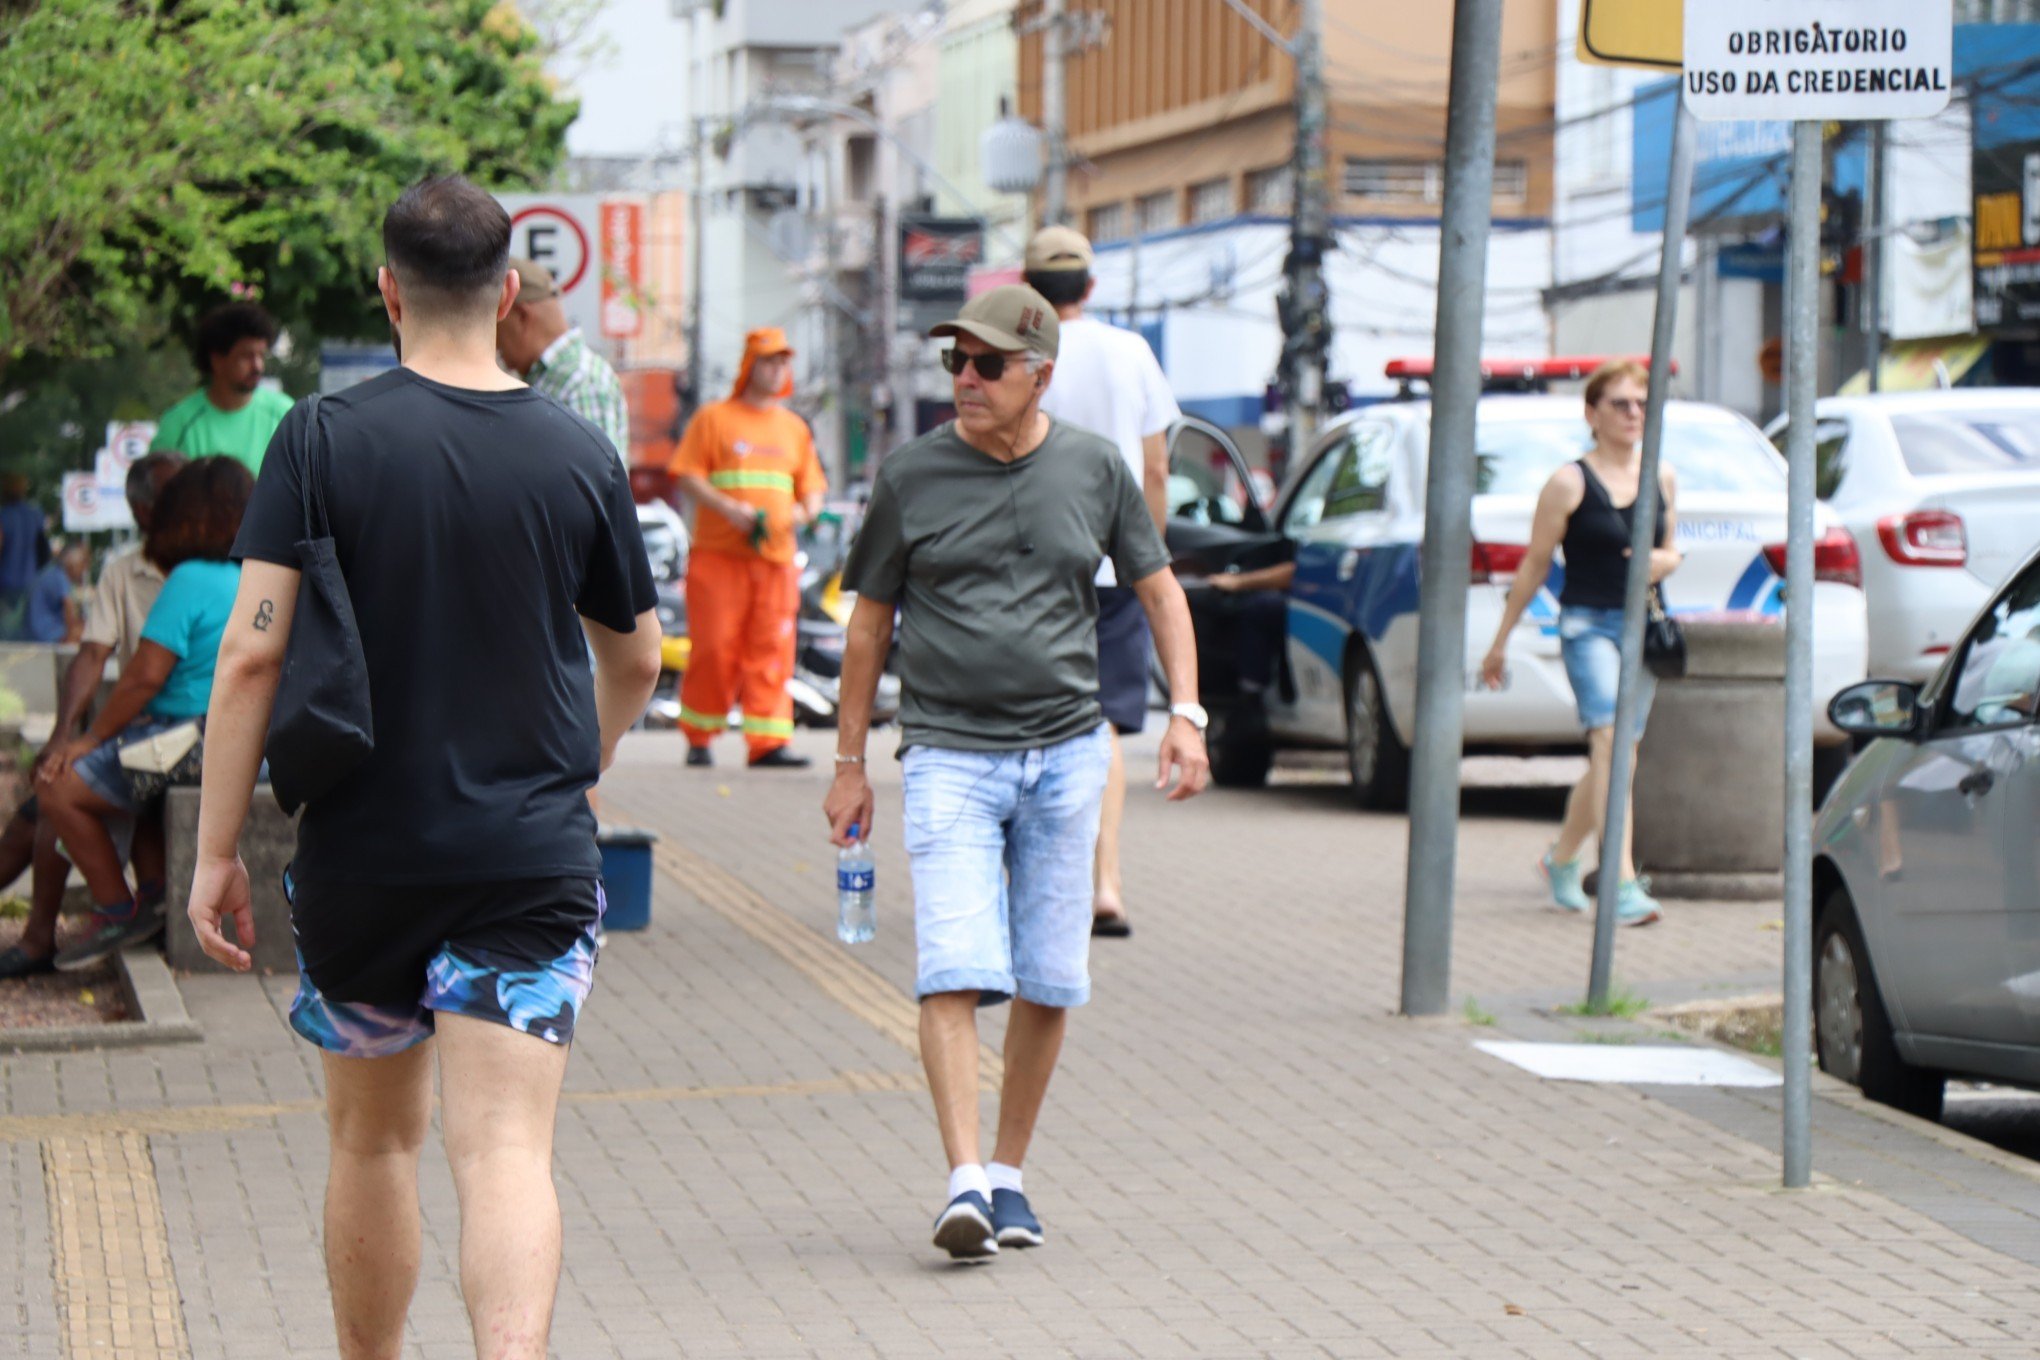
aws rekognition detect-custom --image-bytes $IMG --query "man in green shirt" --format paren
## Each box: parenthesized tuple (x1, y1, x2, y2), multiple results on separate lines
(825, 284, 1210, 1261)
(151, 302, 294, 474)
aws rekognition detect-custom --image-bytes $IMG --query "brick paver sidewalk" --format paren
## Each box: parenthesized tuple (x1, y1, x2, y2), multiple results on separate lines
(3, 728, 2039, 1358)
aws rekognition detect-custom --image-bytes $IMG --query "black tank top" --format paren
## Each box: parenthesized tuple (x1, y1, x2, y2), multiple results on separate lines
(1559, 460, 1666, 610)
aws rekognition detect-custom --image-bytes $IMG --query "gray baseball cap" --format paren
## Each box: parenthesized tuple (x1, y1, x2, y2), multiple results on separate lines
(927, 284, 1060, 362)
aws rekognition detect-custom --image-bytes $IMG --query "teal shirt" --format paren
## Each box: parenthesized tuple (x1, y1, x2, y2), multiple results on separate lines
(140, 560, 240, 719)
(152, 387, 296, 474)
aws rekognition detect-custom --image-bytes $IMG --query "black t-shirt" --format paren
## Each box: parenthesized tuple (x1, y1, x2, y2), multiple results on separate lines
(234, 369, 657, 885)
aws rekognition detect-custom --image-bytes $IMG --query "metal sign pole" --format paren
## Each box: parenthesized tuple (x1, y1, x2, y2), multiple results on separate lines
(1399, 0, 1504, 1017)
(1586, 93, 1697, 1008)
(1781, 120, 1822, 1190)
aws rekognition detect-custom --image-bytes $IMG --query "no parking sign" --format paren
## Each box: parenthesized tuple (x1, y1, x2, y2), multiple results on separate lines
(497, 195, 645, 348)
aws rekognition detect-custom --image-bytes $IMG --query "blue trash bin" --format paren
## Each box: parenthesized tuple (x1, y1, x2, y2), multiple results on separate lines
(596, 826, 659, 931)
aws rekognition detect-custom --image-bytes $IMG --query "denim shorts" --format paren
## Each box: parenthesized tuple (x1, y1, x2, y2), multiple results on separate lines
(901, 724, 1113, 1008)
(1558, 606, 1655, 740)
(75, 715, 190, 815)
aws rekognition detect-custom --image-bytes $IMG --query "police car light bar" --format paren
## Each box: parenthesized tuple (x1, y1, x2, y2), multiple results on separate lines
(1383, 355, 1679, 397)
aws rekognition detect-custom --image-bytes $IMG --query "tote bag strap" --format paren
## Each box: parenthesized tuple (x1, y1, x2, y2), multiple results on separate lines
(300, 394, 332, 540)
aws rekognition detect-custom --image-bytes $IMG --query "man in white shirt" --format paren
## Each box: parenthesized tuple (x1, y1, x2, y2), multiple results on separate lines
(1026, 226, 1182, 937)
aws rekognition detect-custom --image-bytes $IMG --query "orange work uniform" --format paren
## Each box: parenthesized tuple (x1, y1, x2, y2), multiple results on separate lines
(670, 398, 826, 757)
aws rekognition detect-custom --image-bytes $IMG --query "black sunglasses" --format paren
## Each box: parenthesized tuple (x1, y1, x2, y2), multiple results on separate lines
(940, 348, 1022, 381)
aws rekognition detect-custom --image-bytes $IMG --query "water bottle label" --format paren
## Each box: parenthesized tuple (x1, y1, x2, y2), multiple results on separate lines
(838, 867, 874, 893)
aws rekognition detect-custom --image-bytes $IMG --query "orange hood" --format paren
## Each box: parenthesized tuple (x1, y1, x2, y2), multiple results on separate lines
(730, 327, 795, 400)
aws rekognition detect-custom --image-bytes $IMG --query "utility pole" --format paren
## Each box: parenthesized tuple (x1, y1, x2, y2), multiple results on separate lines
(1277, 0, 1331, 458)
(686, 113, 707, 418)
(1042, 0, 1069, 227)
(1864, 121, 1887, 392)
(1399, 0, 1504, 1018)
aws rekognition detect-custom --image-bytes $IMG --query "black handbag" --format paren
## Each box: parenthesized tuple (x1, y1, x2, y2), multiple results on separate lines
(264, 396, 375, 813)
(1644, 586, 1687, 680)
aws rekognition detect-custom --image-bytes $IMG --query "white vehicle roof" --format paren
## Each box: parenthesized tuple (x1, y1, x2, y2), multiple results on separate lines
(1817, 389, 2040, 415)
(1343, 393, 1751, 430)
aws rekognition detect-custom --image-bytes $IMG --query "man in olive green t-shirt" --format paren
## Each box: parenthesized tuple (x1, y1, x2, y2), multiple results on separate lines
(151, 302, 294, 474)
(826, 284, 1210, 1263)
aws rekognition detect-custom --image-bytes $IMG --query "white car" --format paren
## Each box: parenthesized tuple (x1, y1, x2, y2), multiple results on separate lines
(636, 498, 690, 584)
(1173, 392, 1871, 805)
(1765, 390, 2040, 683)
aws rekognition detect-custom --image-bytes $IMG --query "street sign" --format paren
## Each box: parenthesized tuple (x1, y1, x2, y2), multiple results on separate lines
(599, 201, 645, 340)
(1684, 0, 1953, 122)
(1578, 0, 1683, 72)
(104, 422, 154, 475)
(61, 472, 133, 533)
(497, 194, 648, 350)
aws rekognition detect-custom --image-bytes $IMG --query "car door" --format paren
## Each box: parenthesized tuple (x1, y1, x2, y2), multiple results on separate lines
(1878, 561, 2040, 1046)
(1164, 418, 1284, 706)
(1266, 424, 1400, 741)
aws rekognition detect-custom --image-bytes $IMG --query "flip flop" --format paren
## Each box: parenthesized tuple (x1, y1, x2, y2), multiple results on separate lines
(1090, 912, 1132, 939)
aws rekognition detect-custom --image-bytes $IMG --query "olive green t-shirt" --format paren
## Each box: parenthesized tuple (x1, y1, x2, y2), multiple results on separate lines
(151, 386, 295, 474)
(843, 417, 1171, 752)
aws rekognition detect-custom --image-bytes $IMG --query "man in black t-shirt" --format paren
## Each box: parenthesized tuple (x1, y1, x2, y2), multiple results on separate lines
(188, 176, 661, 1359)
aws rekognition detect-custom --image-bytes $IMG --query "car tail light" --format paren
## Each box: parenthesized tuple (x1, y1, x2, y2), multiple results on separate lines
(1876, 509, 1967, 568)
(1762, 527, 1863, 589)
(1470, 540, 1526, 584)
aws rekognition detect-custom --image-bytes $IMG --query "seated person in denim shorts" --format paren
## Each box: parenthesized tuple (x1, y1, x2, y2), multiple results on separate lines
(825, 285, 1211, 1261)
(39, 457, 253, 970)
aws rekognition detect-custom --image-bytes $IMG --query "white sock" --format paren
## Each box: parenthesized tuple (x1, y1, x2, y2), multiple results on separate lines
(948, 1163, 991, 1204)
(986, 1162, 1023, 1195)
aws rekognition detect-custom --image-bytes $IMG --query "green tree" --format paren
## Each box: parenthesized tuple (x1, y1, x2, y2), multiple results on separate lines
(0, 0, 576, 382)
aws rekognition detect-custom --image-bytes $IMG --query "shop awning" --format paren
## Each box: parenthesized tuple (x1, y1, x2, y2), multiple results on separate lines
(1839, 336, 1990, 395)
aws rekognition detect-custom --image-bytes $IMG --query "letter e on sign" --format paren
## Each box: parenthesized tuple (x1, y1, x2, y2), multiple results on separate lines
(1685, 0, 1951, 123)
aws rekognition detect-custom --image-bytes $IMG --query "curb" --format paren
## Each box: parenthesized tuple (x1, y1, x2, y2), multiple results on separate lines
(0, 949, 202, 1054)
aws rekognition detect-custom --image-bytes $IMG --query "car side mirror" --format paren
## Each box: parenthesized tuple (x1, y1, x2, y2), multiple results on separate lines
(1828, 680, 1923, 740)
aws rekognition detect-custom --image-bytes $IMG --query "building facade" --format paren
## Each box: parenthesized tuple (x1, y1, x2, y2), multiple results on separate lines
(1011, 0, 1559, 442)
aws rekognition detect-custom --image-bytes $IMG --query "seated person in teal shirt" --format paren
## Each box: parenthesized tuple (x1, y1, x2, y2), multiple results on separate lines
(38, 458, 255, 970)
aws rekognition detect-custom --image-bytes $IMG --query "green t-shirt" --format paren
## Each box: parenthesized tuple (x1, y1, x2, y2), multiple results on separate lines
(842, 417, 1171, 752)
(151, 387, 296, 473)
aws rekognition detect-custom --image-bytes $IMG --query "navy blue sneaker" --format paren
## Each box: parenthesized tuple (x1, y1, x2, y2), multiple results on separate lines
(990, 1188, 1043, 1248)
(931, 1190, 998, 1259)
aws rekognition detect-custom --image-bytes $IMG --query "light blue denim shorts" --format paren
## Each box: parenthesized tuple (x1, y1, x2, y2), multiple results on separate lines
(1558, 606, 1655, 740)
(901, 724, 1113, 1009)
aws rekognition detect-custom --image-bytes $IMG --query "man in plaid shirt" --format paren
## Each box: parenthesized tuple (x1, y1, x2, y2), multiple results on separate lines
(496, 257, 630, 462)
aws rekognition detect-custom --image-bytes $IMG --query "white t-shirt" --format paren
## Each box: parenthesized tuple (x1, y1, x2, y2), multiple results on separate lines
(1038, 315, 1181, 586)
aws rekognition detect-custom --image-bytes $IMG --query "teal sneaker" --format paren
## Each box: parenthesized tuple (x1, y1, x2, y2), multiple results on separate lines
(1540, 852, 1588, 913)
(1616, 877, 1663, 928)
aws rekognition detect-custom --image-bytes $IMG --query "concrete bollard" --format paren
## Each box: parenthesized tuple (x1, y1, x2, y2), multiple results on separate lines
(164, 786, 299, 974)
(1633, 618, 1785, 900)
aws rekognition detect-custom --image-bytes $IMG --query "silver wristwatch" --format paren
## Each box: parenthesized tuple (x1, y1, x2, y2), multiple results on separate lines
(1168, 702, 1209, 732)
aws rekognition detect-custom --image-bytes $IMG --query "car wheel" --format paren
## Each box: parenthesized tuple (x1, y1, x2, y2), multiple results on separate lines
(1208, 701, 1273, 788)
(1815, 887, 1943, 1120)
(1344, 649, 1410, 811)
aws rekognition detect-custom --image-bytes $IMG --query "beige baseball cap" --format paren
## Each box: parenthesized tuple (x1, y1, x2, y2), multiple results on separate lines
(927, 284, 1060, 361)
(1024, 225, 1094, 273)
(508, 257, 561, 304)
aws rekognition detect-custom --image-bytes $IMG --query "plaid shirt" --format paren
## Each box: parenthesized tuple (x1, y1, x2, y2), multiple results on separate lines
(527, 328, 629, 464)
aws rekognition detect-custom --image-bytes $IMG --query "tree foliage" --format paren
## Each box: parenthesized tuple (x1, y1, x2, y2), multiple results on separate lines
(0, 0, 577, 383)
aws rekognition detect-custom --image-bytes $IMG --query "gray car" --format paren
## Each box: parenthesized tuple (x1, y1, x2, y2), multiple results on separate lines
(1815, 544, 2040, 1120)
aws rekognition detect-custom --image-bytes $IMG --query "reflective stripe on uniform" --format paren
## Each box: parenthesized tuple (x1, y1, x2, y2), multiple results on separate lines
(708, 470, 795, 494)
(679, 705, 729, 732)
(741, 716, 796, 739)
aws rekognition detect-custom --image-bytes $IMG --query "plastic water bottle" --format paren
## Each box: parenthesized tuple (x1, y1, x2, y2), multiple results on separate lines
(837, 825, 876, 944)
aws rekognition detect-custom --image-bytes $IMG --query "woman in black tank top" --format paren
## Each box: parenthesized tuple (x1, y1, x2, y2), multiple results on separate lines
(1476, 361, 1684, 927)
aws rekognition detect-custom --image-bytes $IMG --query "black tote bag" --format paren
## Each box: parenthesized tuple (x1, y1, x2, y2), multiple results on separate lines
(265, 396, 375, 813)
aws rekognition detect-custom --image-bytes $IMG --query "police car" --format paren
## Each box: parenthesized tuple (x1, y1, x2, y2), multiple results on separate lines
(1166, 360, 1871, 805)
